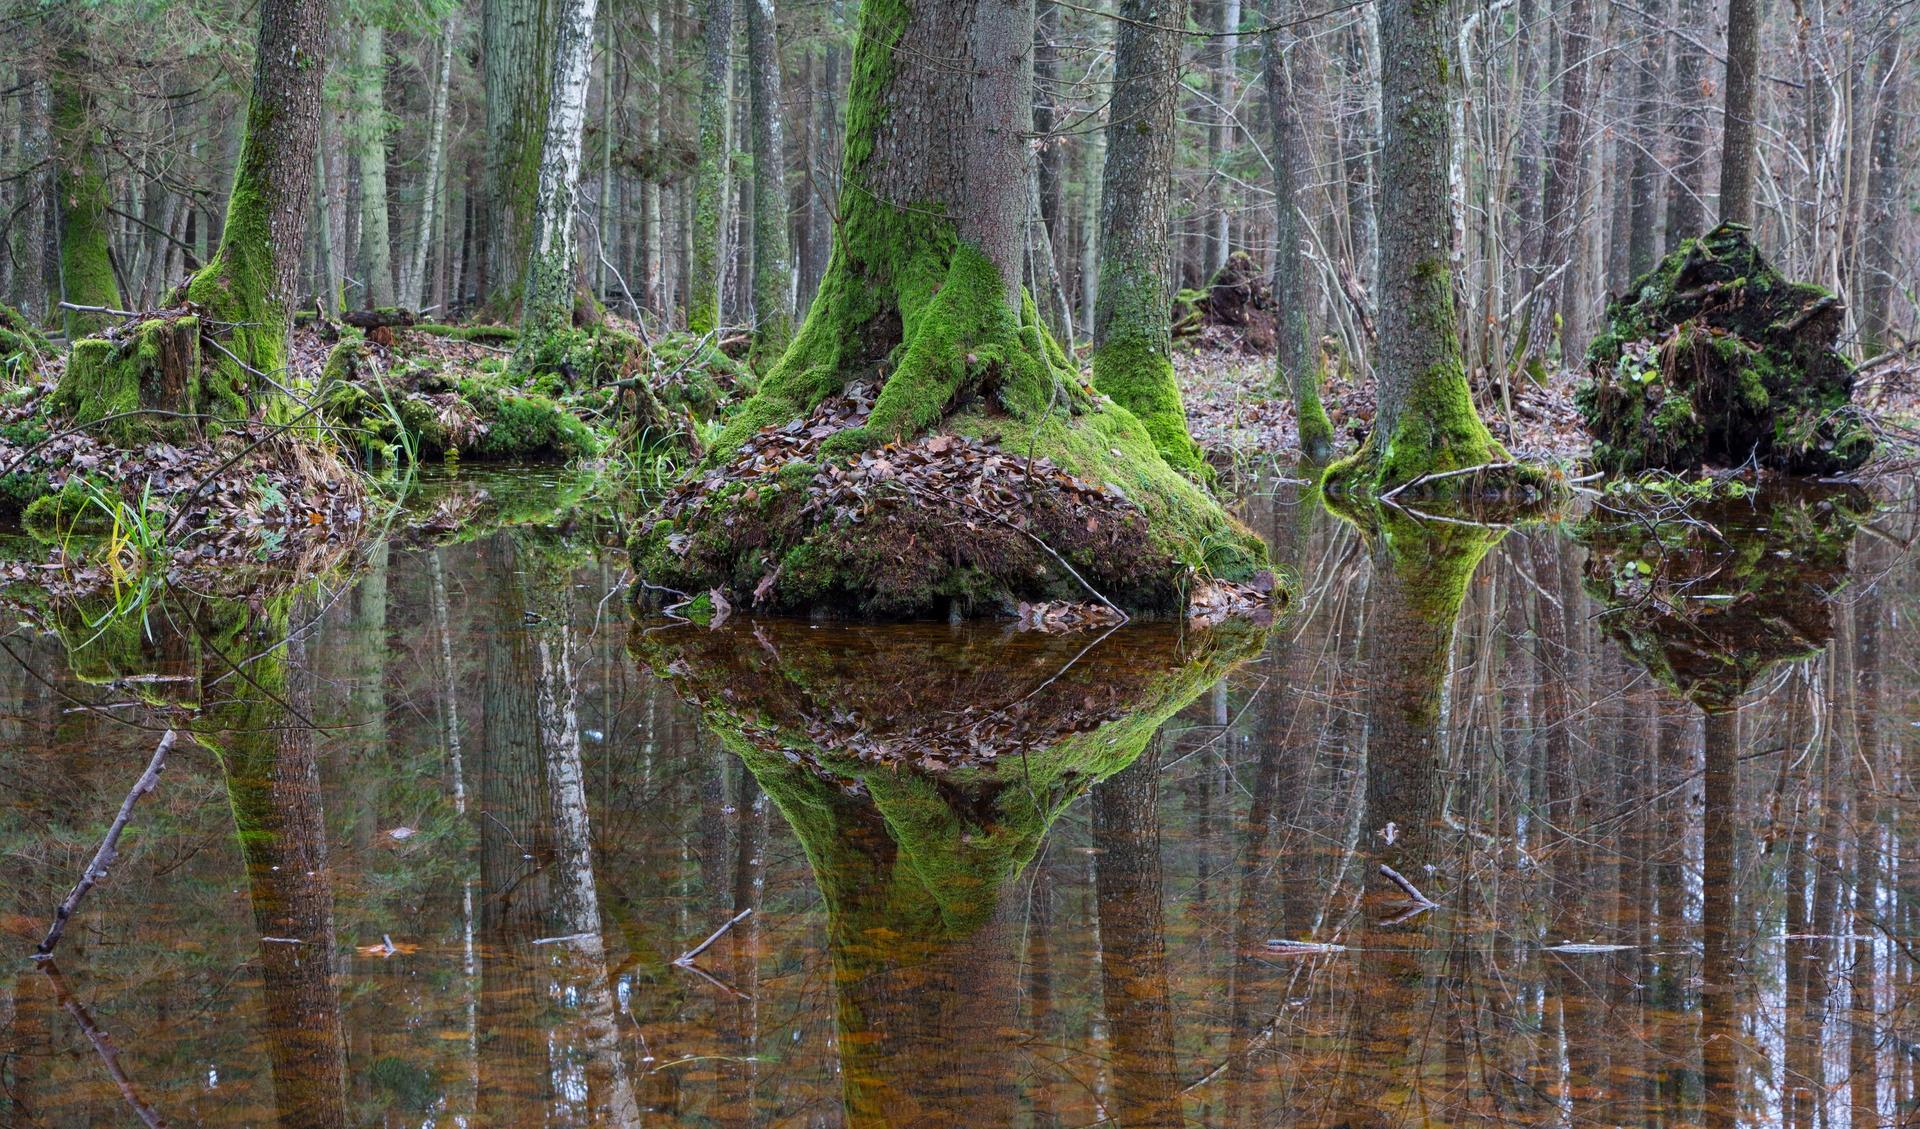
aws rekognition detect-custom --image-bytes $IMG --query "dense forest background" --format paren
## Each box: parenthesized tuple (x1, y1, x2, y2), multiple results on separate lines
(1, 0, 1910, 384)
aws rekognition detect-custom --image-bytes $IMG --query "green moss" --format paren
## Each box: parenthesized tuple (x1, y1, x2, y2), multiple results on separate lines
(52, 70, 122, 340)
(49, 318, 223, 444)
(1091, 337, 1208, 477)
(453, 376, 599, 461)
(21, 475, 116, 543)
(412, 322, 520, 344)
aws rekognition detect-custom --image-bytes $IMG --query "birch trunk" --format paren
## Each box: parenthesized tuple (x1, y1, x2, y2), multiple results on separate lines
(403, 17, 457, 311)
(515, 0, 601, 358)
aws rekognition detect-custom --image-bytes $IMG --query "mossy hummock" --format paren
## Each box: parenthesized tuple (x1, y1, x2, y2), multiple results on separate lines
(632, 0, 1266, 619)
(1579, 224, 1872, 474)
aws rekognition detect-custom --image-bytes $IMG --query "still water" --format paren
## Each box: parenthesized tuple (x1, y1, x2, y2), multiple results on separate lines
(1, 468, 1914, 1127)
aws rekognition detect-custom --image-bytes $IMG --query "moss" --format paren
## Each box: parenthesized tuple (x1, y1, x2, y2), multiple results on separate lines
(1289, 350, 1336, 463)
(21, 475, 116, 543)
(51, 70, 122, 340)
(1091, 336, 1208, 477)
(412, 322, 520, 344)
(1580, 223, 1868, 474)
(453, 376, 600, 461)
(0, 302, 51, 378)
(49, 317, 221, 444)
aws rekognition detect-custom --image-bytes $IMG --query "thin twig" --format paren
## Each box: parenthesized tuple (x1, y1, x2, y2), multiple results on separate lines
(34, 729, 179, 958)
(1378, 863, 1438, 908)
(39, 962, 171, 1128)
(673, 907, 752, 966)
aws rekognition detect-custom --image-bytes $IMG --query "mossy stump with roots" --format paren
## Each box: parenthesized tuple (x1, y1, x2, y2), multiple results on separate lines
(50, 315, 242, 445)
(1579, 223, 1872, 474)
(630, 0, 1266, 619)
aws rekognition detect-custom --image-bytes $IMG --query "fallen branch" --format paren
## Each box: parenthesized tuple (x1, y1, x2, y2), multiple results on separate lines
(1380, 461, 1519, 502)
(39, 962, 171, 1128)
(34, 729, 178, 959)
(673, 907, 752, 966)
(58, 300, 145, 320)
(1378, 863, 1438, 908)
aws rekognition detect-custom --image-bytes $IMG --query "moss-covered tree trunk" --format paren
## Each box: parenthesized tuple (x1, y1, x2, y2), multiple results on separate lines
(482, 0, 555, 307)
(688, 0, 734, 333)
(181, 0, 330, 418)
(49, 14, 122, 339)
(1262, 0, 1334, 462)
(634, 0, 1266, 617)
(745, 0, 795, 361)
(513, 0, 600, 360)
(1091, 0, 1207, 476)
(1324, 0, 1505, 494)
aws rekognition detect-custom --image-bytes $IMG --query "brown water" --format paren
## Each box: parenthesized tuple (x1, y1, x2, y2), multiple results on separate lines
(2, 468, 1916, 1128)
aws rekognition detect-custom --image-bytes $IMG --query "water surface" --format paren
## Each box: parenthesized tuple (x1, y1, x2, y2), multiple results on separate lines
(1, 468, 1915, 1128)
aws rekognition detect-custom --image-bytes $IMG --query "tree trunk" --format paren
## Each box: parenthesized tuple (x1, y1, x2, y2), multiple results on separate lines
(1326, 0, 1503, 492)
(1718, 0, 1761, 225)
(1265, 0, 1334, 461)
(483, 0, 556, 307)
(1092, 0, 1207, 476)
(353, 25, 395, 308)
(1665, 0, 1711, 245)
(317, 65, 349, 315)
(1858, 31, 1903, 354)
(49, 14, 122, 338)
(404, 16, 457, 311)
(514, 0, 600, 356)
(1627, 13, 1664, 280)
(746, 0, 795, 360)
(177, 0, 328, 409)
(689, 0, 734, 332)
(1521, 0, 1594, 375)
(633, 0, 1265, 617)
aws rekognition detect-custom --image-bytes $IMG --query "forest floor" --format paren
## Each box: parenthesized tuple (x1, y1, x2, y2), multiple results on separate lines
(1173, 323, 1592, 471)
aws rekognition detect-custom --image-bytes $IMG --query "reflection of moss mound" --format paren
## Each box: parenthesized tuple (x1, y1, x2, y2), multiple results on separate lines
(1576, 483, 1867, 710)
(1579, 224, 1871, 474)
(637, 619, 1262, 935)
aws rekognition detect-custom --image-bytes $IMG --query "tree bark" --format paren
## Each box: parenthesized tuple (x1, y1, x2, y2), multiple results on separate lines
(1092, 0, 1208, 475)
(1718, 0, 1762, 225)
(483, 0, 556, 307)
(403, 16, 457, 311)
(1665, 0, 1711, 244)
(745, 0, 794, 360)
(1627, 13, 1664, 280)
(352, 25, 395, 307)
(180, 0, 330, 417)
(49, 10, 122, 338)
(514, 0, 600, 356)
(1521, 0, 1595, 374)
(1858, 31, 1904, 354)
(1327, 0, 1503, 491)
(689, 0, 734, 332)
(1265, 0, 1334, 461)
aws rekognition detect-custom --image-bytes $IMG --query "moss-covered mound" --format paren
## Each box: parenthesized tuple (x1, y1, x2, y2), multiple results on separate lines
(0, 303, 50, 379)
(633, 253, 1267, 620)
(1579, 224, 1872, 474)
(1575, 481, 1868, 710)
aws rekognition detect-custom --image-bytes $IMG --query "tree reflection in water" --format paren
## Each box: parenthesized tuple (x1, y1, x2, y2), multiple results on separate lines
(2, 467, 1917, 1128)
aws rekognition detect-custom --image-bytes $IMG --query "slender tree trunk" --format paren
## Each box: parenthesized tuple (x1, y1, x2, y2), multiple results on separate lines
(1665, 0, 1711, 244)
(1092, 0, 1207, 476)
(353, 25, 396, 308)
(689, 0, 734, 332)
(1627, 13, 1664, 279)
(1265, 0, 1334, 460)
(483, 0, 556, 307)
(1521, 0, 1594, 374)
(515, 0, 600, 357)
(1718, 0, 1762, 225)
(1858, 31, 1904, 354)
(745, 0, 794, 360)
(404, 16, 457, 311)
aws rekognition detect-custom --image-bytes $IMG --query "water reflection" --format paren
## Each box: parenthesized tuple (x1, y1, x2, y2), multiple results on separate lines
(1, 468, 1916, 1127)
(639, 618, 1265, 1127)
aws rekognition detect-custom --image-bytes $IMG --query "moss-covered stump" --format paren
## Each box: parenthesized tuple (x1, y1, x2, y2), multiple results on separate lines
(0, 303, 50, 378)
(1575, 480, 1868, 711)
(49, 315, 238, 445)
(1580, 224, 1872, 474)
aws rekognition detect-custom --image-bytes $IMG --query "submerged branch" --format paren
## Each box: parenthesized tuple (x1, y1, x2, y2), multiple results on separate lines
(34, 728, 179, 959)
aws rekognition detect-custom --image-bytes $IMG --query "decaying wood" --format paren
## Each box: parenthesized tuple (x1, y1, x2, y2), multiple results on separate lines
(34, 729, 178, 959)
